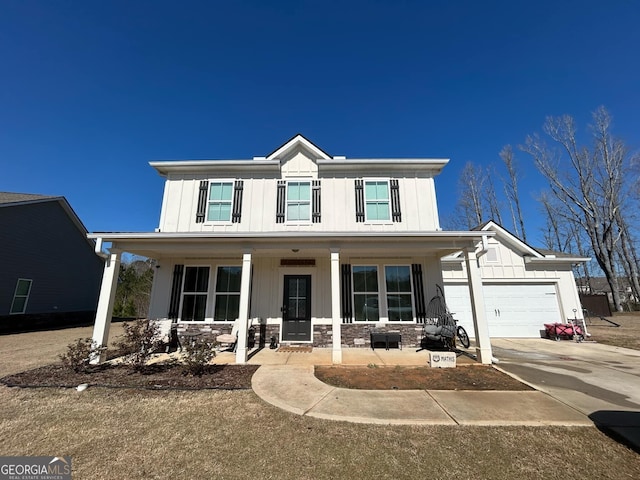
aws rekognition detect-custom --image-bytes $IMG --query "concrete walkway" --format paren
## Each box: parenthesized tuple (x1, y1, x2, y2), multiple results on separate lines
(247, 348, 591, 427)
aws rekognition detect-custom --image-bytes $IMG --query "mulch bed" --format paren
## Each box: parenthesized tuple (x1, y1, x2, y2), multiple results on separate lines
(315, 365, 532, 391)
(1, 363, 259, 390)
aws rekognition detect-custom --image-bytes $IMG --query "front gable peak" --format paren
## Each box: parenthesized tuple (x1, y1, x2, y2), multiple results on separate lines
(265, 134, 332, 162)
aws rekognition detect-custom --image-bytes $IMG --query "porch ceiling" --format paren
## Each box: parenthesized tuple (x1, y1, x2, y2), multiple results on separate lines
(88, 231, 495, 259)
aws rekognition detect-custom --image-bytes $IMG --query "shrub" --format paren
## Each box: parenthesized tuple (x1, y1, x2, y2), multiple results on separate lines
(59, 338, 106, 373)
(182, 337, 216, 376)
(113, 318, 161, 372)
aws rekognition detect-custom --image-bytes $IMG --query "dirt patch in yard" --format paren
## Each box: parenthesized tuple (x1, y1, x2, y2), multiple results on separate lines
(1, 363, 258, 390)
(587, 312, 640, 350)
(315, 365, 532, 390)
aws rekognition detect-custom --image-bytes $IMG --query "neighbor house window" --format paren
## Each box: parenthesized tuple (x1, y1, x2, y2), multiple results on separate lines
(181, 267, 210, 321)
(207, 182, 234, 221)
(364, 180, 391, 221)
(214, 266, 241, 321)
(385, 266, 413, 321)
(286, 181, 311, 222)
(10, 279, 32, 314)
(353, 266, 380, 321)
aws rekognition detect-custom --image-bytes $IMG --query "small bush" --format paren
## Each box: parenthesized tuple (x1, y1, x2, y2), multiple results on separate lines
(113, 318, 161, 372)
(59, 338, 106, 373)
(182, 337, 216, 376)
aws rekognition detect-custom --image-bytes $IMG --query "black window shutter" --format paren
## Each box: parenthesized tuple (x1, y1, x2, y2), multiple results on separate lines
(312, 180, 321, 223)
(390, 179, 401, 222)
(341, 264, 353, 323)
(195, 180, 209, 223)
(276, 180, 286, 223)
(411, 263, 426, 323)
(232, 180, 244, 223)
(354, 179, 364, 222)
(168, 264, 184, 320)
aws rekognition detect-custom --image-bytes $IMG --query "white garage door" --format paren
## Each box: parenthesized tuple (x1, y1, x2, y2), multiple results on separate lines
(444, 283, 562, 338)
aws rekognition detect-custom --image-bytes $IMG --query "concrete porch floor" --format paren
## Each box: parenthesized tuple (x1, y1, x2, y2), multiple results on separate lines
(213, 346, 479, 366)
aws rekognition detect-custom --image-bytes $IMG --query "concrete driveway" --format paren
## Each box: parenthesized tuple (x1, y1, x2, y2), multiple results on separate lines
(492, 338, 640, 451)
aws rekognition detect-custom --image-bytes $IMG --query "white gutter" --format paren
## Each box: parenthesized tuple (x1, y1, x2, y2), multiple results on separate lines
(93, 237, 109, 259)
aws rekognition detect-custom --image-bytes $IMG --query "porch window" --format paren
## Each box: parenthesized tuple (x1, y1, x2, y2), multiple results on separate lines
(365, 181, 390, 221)
(286, 181, 311, 221)
(214, 266, 241, 321)
(10, 279, 32, 314)
(385, 266, 413, 321)
(207, 182, 234, 221)
(353, 266, 380, 321)
(181, 267, 209, 321)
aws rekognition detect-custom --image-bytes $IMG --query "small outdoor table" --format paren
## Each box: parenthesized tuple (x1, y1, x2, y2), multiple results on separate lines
(370, 332, 402, 350)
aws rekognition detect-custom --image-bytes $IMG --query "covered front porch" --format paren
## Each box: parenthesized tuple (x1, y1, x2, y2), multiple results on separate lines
(89, 231, 496, 365)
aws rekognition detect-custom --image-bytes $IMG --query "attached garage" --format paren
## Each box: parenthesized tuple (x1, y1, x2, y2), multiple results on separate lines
(444, 283, 562, 338)
(441, 221, 588, 339)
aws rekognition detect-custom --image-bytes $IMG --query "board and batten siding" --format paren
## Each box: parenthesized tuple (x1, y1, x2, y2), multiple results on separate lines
(158, 174, 440, 233)
(442, 237, 583, 331)
(0, 201, 103, 315)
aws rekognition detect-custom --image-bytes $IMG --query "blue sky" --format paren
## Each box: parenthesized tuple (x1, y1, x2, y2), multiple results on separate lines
(1, 0, 638, 246)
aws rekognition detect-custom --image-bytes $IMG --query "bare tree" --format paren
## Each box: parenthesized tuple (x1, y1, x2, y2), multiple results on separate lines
(522, 107, 630, 311)
(500, 145, 527, 242)
(455, 162, 486, 228)
(485, 165, 503, 225)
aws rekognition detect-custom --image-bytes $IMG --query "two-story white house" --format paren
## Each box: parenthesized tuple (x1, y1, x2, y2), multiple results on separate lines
(89, 135, 587, 366)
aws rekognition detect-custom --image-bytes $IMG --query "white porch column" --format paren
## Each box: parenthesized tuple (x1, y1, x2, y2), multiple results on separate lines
(235, 252, 252, 364)
(90, 251, 121, 364)
(330, 249, 342, 364)
(465, 248, 492, 364)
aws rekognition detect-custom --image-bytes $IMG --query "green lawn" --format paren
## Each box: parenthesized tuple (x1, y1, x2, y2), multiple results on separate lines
(0, 323, 638, 479)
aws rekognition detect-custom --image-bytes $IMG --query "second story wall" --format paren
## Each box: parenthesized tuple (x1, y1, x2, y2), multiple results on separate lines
(154, 136, 446, 234)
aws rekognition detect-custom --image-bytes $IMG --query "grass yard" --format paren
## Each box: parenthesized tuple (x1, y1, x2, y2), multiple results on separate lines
(0, 322, 639, 479)
(586, 312, 640, 350)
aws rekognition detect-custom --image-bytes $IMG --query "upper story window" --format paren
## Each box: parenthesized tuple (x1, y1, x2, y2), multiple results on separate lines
(355, 179, 401, 223)
(365, 181, 391, 221)
(287, 181, 311, 221)
(207, 182, 233, 221)
(195, 180, 244, 224)
(10, 278, 32, 314)
(277, 179, 321, 224)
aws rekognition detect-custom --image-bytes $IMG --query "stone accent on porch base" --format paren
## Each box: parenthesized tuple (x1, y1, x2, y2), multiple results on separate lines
(313, 323, 423, 349)
(176, 322, 279, 350)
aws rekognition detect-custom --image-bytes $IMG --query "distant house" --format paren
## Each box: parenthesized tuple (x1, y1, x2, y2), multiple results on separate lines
(0, 192, 104, 333)
(88, 135, 589, 365)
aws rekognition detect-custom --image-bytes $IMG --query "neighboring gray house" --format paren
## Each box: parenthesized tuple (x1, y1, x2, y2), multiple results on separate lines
(0, 192, 104, 333)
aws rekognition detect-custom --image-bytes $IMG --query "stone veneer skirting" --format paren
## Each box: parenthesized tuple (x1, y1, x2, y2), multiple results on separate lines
(177, 322, 423, 349)
(317, 323, 424, 349)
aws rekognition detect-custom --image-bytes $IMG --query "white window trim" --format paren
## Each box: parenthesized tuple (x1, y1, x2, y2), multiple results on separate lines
(205, 179, 235, 224)
(285, 179, 312, 225)
(352, 264, 381, 322)
(363, 178, 393, 224)
(352, 263, 415, 323)
(212, 264, 242, 322)
(10, 278, 32, 315)
(178, 265, 211, 322)
(383, 264, 415, 322)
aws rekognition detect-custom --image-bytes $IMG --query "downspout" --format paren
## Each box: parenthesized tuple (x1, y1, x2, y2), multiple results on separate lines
(476, 234, 489, 258)
(94, 237, 109, 260)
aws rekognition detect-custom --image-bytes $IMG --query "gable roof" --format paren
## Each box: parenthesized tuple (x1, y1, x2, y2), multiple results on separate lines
(0, 192, 96, 249)
(444, 220, 590, 264)
(0, 192, 58, 205)
(266, 134, 332, 160)
(150, 135, 450, 176)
